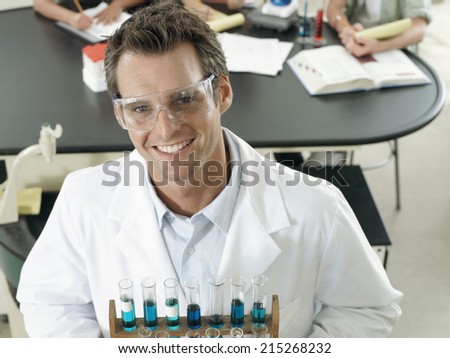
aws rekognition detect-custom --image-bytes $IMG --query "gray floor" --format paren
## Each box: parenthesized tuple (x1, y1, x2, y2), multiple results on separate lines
(1, 1, 449, 339)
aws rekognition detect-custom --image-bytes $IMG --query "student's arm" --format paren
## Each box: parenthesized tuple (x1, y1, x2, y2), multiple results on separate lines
(327, 0, 352, 34)
(33, 0, 92, 30)
(94, 0, 145, 24)
(327, 0, 428, 57)
(349, 17, 428, 57)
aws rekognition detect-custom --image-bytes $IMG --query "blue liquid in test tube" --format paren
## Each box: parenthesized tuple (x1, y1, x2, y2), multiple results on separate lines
(187, 303, 201, 329)
(186, 277, 202, 330)
(231, 299, 245, 327)
(230, 275, 246, 327)
(118, 279, 136, 332)
(209, 276, 225, 328)
(165, 297, 180, 330)
(251, 275, 268, 326)
(164, 278, 180, 330)
(143, 299, 158, 330)
(252, 301, 266, 325)
(141, 277, 158, 331)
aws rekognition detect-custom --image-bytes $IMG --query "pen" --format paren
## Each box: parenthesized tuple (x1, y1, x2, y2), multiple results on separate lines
(73, 0, 83, 13)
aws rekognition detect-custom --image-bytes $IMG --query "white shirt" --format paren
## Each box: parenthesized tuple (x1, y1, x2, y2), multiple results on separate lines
(147, 130, 241, 309)
(358, 0, 382, 27)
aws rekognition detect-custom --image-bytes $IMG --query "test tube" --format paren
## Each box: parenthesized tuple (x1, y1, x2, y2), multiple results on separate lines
(185, 329, 202, 338)
(251, 275, 268, 326)
(205, 327, 221, 338)
(118, 278, 136, 332)
(298, 0, 311, 38)
(230, 327, 244, 338)
(137, 325, 152, 338)
(164, 278, 180, 330)
(141, 277, 158, 331)
(154, 330, 170, 338)
(251, 324, 268, 338)
(314, 0, 326, 44)
(185, 277, 202, 330)
(230, 275, 246, 327)
(209, 275, 225, 328)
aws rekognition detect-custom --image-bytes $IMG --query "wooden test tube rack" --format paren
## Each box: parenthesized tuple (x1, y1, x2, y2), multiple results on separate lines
(109, 295, 279, 338)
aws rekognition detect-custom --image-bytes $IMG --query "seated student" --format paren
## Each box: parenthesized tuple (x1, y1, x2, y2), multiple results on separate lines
(17, 2, 402, 338)
(33, 1, 150, 30)
(327, 0, 432, 57)
(33, 0, 215, 30)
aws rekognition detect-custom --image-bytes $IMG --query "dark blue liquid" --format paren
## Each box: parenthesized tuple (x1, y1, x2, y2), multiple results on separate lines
(143, 299, 158, 330)
(209, 314, 223, 328)
(252, 301, 266, 325)
(121, 299, 136, 331)
(230, 298, 245, 327)
(187, 303, 201, 329)
(165, 297, 180, 330)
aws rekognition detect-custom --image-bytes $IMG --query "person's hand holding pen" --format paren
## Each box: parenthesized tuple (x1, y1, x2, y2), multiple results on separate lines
(69, 11, 92, 30)
(69, 0, 92, 29)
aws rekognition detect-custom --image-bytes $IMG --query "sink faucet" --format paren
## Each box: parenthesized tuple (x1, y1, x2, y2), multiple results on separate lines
(0, 124, 63, 225)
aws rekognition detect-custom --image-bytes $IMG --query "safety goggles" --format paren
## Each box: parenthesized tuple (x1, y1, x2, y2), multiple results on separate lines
(112, 74, 216, 131)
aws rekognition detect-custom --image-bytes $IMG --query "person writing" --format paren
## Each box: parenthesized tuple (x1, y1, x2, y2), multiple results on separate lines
(18, 2, 402, 337)
(327, 0, 432, 57)
(32, 0, 214, 30)
(32, 0, 149, 30)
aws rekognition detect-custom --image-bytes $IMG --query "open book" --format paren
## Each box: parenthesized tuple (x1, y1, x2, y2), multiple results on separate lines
(287, 45, 431, 96)
(55, 2, 131, 43)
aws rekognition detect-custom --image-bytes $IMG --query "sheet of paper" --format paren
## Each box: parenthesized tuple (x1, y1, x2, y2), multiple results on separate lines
(219, 33, 293, 76)
(83, 2, 131, 41)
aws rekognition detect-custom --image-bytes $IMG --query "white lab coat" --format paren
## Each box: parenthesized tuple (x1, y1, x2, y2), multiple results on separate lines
(17, 128, 402, 338)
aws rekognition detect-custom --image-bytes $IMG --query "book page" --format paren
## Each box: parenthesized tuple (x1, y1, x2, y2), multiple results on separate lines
(288, 45, 374, 95)
(362, 50, 431, 87)
(303, 46, 370, 84)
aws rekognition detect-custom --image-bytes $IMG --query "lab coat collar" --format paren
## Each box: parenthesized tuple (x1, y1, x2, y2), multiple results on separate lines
(106, 130, 292, 297)
(217, 129, 291, 291)
(106, 151, 184, 304)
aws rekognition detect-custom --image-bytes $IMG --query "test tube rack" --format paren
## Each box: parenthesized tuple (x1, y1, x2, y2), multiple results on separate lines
(109, 295, 279, 338)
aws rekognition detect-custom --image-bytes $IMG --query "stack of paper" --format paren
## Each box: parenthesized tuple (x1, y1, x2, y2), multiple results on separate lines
(219, 33, 293, 76)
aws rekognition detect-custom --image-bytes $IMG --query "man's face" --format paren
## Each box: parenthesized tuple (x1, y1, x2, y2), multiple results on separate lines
(115, 42, 232, 186)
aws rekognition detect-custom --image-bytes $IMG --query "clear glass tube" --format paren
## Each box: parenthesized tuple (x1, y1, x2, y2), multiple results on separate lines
(205, 327, 221, 338)
(185, 329, 201, 338)
(185, 277, 202, 329)
(230, 275, 246, 327)
(154, 330, 170, 338)
(230, 327, 244, 338)
(137, 325, 152, 338)
(118, 278, 136, 332)
(164, 278, 180, 330)
(251, 275, 268, 326)
(209, 275, 225, 328)
(141, 277, 158, 330)
(251, 324, 268, 338)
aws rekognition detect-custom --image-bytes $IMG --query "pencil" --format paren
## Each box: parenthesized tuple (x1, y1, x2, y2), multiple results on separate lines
(73, 0, 83, 13)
